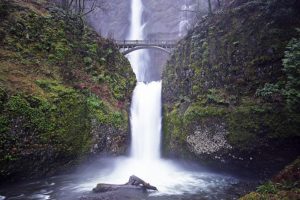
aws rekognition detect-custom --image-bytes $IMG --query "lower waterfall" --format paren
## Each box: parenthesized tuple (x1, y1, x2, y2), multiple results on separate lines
(130, 81, 162, 161)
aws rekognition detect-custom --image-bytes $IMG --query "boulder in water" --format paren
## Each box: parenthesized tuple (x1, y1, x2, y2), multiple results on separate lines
(92, 175, 158, 193)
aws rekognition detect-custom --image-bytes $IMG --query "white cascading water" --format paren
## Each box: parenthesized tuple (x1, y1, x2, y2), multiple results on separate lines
(78, 0, 235, 195)
(126, 0, 149, 82)
(127, 0, 161, 161)
(127, 0, 164, 164)
(130, 82, 162, 160)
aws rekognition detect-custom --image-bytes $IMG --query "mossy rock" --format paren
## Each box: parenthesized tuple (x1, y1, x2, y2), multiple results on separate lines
(162, 0, 300, 162)
(0, 0, 135, 181)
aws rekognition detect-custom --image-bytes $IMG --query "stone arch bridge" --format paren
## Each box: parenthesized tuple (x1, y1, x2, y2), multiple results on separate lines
(115, 40, 177, 55)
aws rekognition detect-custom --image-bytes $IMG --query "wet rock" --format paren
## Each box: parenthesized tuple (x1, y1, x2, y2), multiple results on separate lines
(93, 175, 157, 193)
(80, 175, 157, 200)
(90, 119, 128, 155)
(186, 122, 232, 155)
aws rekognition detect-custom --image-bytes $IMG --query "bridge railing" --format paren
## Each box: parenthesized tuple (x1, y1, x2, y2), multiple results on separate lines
(114, 40, 178, 46)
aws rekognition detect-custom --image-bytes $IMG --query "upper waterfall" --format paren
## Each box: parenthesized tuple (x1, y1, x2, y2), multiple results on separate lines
(127, 0, 149, 82)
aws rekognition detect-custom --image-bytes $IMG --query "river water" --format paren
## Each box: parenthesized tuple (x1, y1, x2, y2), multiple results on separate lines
(0, 156, 256, 200)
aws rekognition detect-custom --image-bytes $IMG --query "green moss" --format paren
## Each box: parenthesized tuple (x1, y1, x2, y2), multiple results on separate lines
(184, 104, 227, 123)
(52, 41, 71, 60)
(257, 182, 278, 194)
(0, 116, 8, 134)
(1, 92, 92, 158)
(226, 102, 300, 149)
(83, 57, 93, 66)
(201, 41, 209, 67)
(36, 79, 75, 96)
(165, 101, 299, 151)
(163, 107, 186, 152)
(87, 95, 126, 129)
(169, 108, 186, 141)
(49, 93, 92, 156)
(6, 95, 32, 116)
(85, 43, 98, 55)
(226, 104, 266, 149)
(207, 89, 229, 105)
(239, 192, 264, 200)
(0, 80, 99, 161)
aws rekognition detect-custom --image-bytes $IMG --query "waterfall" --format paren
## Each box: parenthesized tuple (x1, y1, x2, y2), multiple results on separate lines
(127, 0, 149, 82)
(79, 0, 234, 195)
(130, 82, 162, 160)
(127, 0, 161, 161)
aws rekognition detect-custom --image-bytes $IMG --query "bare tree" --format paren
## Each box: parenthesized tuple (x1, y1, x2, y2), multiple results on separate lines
(180, 0, 217, 15)
(207, 0, 212, 14)
(60, 0, 107, 17)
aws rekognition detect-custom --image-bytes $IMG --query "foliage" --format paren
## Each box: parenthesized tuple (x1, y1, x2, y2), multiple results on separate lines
(84, 56, 93, 66)
(206, 89, 229, 105)
(2, 88, 92, 156)
(184, 104, 226, 123)
(255, 36, 300, 112)
(256, 181, 278, 194)
(282, 37, 300, 112)
(256, 83, 281, 99)
(162, 106, 189, 156)
(87, 95, 126, 128)
(0, 116, 8, 134)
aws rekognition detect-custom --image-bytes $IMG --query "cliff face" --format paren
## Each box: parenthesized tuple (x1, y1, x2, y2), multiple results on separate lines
(162, 0, 300, 175)
(0, 0, 135, 182)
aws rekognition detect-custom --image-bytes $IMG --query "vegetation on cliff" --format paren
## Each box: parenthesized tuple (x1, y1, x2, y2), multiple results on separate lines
(241, 158, 300, 200)
(162, 0, 300, 173)
(0, 0, 135, 181)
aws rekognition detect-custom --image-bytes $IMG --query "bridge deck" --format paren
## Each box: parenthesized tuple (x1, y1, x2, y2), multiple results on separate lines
(115, 40, 177, 48)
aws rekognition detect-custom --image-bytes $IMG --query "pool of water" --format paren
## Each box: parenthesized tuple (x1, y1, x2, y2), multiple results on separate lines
(0, 157, 257, 200)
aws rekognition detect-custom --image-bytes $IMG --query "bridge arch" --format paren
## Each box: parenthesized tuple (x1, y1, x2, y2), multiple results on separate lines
(122, 46, 171, 55)
(115, 40, 176, 56)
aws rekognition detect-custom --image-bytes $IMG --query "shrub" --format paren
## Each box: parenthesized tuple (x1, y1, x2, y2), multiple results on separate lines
(256, 181, 278, 194)
(282, 37, 300, 112)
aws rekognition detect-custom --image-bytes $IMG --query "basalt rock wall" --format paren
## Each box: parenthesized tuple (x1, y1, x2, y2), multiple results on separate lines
(162, 0, 300, 177)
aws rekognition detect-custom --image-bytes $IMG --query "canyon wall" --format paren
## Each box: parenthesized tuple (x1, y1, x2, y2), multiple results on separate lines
(162, 0, 300, 177)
